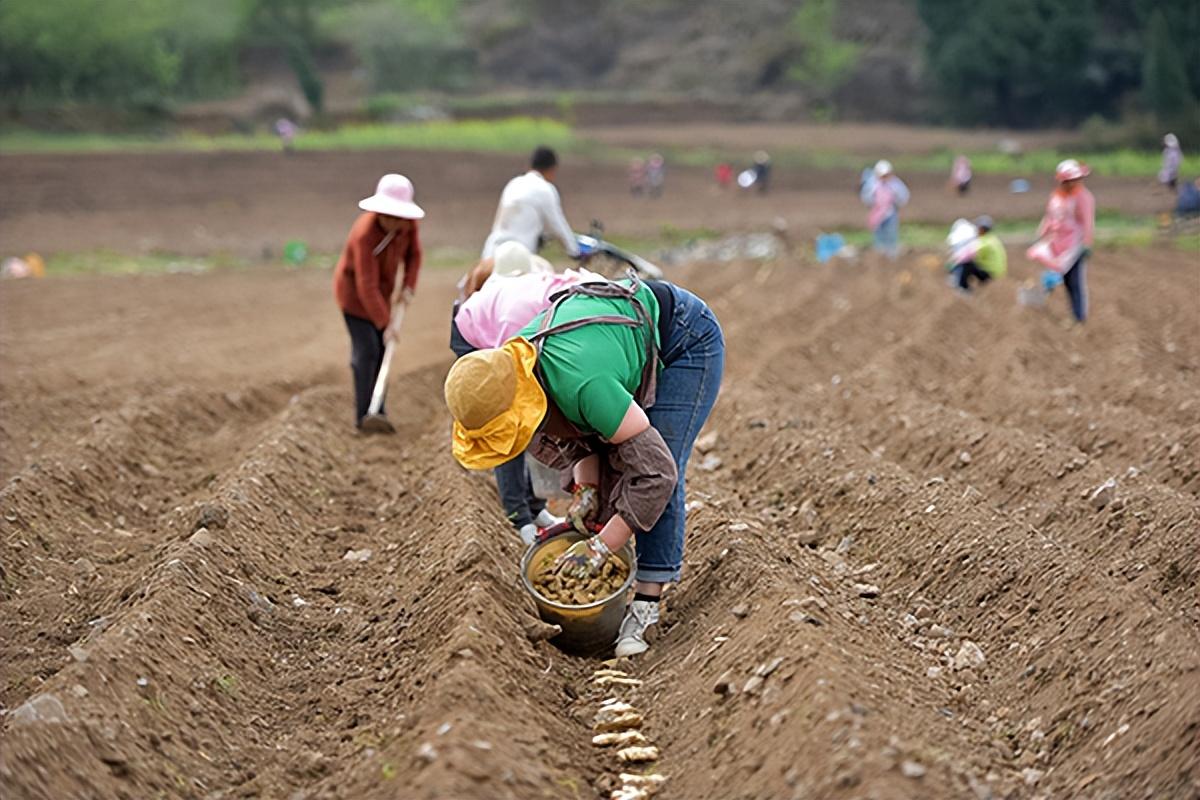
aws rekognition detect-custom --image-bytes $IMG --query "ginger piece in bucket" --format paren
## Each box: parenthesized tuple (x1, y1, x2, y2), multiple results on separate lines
(532, 552, 630, 606)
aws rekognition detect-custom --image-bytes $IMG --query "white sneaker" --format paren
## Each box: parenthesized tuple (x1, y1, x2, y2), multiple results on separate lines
(518, 523, 538, 546)
(534, 509, 563, 528)
(614, 600, 660, 657)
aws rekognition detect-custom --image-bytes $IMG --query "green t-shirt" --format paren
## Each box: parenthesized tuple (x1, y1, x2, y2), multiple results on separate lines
(518, 281, 660, 439)
(975, 232, 1008, 278)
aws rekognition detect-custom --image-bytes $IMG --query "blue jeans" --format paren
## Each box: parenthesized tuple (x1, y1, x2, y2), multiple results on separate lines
(637, 285, 725, 583)
(874, 212, 900, 258)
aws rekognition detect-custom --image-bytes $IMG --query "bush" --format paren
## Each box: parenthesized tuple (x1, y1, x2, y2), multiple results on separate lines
(0, 0, 245, 110)
(1142, 8, 1198, 129)
(327, 2, 476, 93)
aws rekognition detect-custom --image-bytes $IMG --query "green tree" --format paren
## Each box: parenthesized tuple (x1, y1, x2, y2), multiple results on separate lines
(326, 0, 474, 93)
(0, 0, 246, 109)
(247, 0, 333, 112)
(0, 0, 179, 103)
(1141, 8, 1196, 124)
(917, 0, 1097, 126)
(788, 0, 861, 107)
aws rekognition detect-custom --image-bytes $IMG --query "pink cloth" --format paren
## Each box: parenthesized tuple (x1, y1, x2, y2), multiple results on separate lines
(1027, 187, 1095, 273)
(868, 180, 897, 230)
(455, 268, 606, 349)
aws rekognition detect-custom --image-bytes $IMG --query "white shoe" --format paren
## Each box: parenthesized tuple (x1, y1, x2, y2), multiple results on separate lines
(614, 600, 660, 657)
(518, 523, 538, 546)
(534, 509, 563, 528)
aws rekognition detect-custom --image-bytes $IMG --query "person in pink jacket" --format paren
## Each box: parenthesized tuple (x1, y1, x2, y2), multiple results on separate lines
(448, 243, 605, 545)
(1027, 159, 1095, 323)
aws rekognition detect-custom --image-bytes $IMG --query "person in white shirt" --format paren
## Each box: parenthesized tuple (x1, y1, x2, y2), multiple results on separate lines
(481, 146, 580, 260)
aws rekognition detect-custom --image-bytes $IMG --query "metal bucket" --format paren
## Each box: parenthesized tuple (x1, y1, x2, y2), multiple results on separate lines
(520, 531, 636, 656)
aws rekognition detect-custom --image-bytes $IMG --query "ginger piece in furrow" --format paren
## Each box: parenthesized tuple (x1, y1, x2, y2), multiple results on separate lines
(594, 675, 643, 687)
(591, 730, 649, 747)
(616, 746, 660, 763)
(618, 773, 668, 789)
(593, 712, 644, 733)
(610, 788, 650, 800)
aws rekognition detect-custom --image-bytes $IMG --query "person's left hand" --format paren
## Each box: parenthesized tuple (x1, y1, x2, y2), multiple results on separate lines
(554, 535, 611, 579)
(567, 483, 599, 534)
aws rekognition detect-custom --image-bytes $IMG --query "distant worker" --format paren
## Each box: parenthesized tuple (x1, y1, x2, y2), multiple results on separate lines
(951, 154, 972, 195)
(946, 215, 1006, 293)
(646, 153, 666, 198)
(629, 157, 647, 196)
(1160, 133, 1182, 191)
(274, 118, 298, 154)
(482, 146, 580, 260)
(858, 165, 874, 195)
(333, 174, 424, 429)
(752, 151, 772, 194)
(862, 160, 910, 260)
(1027, 159, 1095, 324)
(715, 162, 733, 189)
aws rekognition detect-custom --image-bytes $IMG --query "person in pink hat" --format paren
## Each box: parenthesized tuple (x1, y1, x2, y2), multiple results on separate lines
(333, 174, 425, 428)
(1027, 159, 1095, 323)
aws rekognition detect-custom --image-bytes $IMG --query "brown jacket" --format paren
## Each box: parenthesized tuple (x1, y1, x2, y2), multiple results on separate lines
(333, 213, 422, 329)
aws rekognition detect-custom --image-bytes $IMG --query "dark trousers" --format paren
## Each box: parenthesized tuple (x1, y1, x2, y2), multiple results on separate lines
(954, 260, 992, 291)
(449, 303, 473, 358)
(449, 304, 545, 530)
(1063, 256, 1088, 322)
(495, 455, 547, 529)
(344, 313, 385, 426)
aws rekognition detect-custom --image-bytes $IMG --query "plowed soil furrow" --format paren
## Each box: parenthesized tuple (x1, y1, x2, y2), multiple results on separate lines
(683, 387, 1200, 799)
(2, 237, 1197, 800)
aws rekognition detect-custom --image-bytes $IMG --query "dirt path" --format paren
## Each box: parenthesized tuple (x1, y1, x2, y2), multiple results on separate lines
(2, 242, 1197, 799)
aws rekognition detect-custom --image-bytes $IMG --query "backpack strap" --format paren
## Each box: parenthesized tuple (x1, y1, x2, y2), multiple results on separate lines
(529, 272, 659, 409)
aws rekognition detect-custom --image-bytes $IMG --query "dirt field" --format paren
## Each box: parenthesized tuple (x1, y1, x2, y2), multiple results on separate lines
(2, 142, 1199, 800)
(0, 147, 1170, 261)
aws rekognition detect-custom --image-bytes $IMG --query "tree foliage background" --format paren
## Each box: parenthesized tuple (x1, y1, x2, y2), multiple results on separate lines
(0, 0, 1196, 133)
(917, 0, 1199, 128)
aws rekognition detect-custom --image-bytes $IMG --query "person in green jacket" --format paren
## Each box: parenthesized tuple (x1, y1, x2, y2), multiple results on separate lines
(444, 275, 725, 657)
(952, 215, 1007, 293)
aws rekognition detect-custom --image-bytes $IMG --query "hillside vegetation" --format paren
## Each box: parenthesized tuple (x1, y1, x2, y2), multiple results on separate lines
(1, 0, 1196, 134)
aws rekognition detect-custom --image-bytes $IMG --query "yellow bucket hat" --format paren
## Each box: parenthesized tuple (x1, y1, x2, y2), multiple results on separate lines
(445, 338, 547, 470)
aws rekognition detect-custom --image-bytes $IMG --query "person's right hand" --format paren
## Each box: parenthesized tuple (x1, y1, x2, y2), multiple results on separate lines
(554, 534, 610, 579)
(567, 483, 599, 534)
(383, 318, 401, 343)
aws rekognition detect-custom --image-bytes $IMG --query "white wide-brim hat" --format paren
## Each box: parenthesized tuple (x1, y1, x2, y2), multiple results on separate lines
(1054, 159, 1090, 182)
(874, 159, 893, 177)
(359, 173, 425, 219)
(494, 241, 553, 277)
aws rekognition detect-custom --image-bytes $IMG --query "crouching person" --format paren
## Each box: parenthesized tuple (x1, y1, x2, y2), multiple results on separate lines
(443, 275, 724, 657)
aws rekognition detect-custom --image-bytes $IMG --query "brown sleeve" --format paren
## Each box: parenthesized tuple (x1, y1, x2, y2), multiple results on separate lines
(528, 432, 598, 471)
(606, 426, 678, 532)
